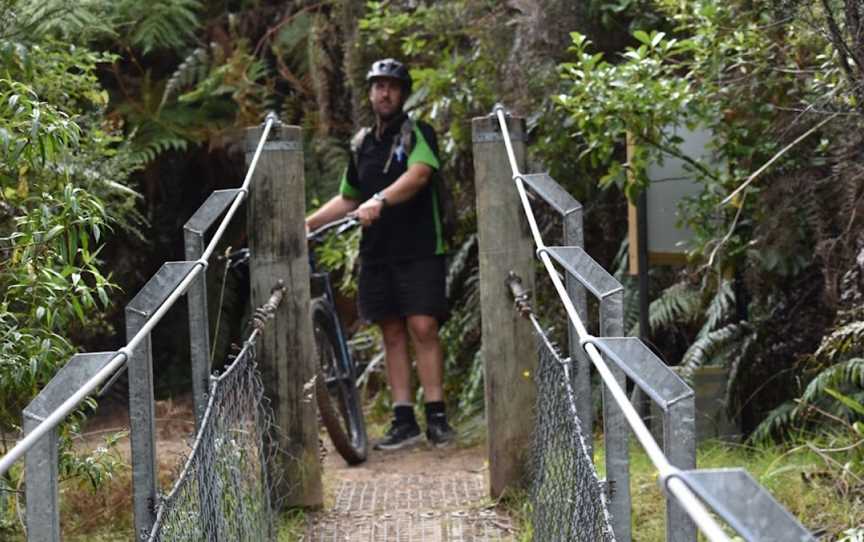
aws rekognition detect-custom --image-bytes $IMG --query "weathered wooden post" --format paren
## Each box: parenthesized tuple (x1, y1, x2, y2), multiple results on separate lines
(472, 113, 536, 498)
(245, 121, 322, 507)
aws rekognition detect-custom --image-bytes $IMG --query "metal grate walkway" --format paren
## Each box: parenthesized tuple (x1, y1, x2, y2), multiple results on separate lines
(305, 450, 516, 541)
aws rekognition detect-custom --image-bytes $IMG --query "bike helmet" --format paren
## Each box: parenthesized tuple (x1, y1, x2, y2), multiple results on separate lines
(366, 58, 412, 92)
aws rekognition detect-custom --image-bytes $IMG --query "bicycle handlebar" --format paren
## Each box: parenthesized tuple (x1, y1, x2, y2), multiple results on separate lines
(307, 216, 360, 241)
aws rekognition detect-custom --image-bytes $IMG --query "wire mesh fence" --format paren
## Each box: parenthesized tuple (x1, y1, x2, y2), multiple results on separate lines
(146, 338, 278, 542)
(529, 330, 616, 542)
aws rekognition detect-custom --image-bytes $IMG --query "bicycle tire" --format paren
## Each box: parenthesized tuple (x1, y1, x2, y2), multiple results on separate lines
(311, 299, 368, 465)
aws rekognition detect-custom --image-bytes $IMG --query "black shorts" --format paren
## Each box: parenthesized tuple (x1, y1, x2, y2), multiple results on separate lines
(357, 256, 448, 323)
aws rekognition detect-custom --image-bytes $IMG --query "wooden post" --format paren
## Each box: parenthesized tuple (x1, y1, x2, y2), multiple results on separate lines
(471, 114, 536, 499)
(245, 122, 322, 508)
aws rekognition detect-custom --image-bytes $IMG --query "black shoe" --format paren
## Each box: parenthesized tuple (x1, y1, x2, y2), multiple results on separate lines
(426, 413, 456, 447)
(374, 421, 422, 450)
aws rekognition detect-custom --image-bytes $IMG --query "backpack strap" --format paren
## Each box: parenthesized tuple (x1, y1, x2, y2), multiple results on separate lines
(382, 117, 416, 174)
(350, 127, 371, 169)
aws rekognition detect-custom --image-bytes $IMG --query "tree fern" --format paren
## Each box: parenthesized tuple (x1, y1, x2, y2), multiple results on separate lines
(121, 0, 202, 55)
(4, 0, 113, 41)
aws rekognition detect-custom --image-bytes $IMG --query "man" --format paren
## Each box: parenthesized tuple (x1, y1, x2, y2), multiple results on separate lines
(305, 58, 455, 449)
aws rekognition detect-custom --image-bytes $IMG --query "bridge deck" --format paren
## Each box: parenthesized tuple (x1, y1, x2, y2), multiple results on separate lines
(306, 442, 516, 541)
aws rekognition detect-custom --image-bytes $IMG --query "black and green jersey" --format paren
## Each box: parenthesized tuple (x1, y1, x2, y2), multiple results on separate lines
(340, 113, 446, 263)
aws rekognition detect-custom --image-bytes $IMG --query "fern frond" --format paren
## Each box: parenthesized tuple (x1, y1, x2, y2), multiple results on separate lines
(648, 280, 701, 333)
(128, 130, 189, 166)
(8, 0, 114, 41)
(750, 400, 797, 443)
(124, 0, 202, 55)
(799, 357, 864, 406)
(697, 279, 735, 339)
(161, 47, 211, 108)
(813, 320, 864, 364)
(754, 358, 864, 441)
(724, 329, 756, 416)
(680, 322, 752, 381)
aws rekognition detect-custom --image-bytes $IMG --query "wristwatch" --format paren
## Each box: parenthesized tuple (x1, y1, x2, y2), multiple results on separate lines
(372, 192, 388, 207)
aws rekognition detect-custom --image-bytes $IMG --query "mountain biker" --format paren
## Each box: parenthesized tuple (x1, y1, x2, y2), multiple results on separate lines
(305, 58, 455, 449)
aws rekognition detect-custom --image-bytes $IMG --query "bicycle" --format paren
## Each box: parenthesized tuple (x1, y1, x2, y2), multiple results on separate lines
(225, 216, 368, 465)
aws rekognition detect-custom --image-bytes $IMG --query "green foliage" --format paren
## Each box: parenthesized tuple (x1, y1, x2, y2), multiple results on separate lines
(0, 1, 143, 531)
(123, 0, 202, 55)
(555, 0, 864, 440)
(558, 30, 713, 199)
(313, 226, 361, 296)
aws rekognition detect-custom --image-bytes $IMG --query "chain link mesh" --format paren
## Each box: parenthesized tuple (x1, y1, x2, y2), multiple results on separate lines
(146, 339, 277, 541)
(529, 331, 616, 542)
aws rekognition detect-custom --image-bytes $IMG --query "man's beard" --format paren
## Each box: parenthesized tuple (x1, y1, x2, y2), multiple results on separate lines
(373, 97, 404, 122)
(376, 106, 402, 122)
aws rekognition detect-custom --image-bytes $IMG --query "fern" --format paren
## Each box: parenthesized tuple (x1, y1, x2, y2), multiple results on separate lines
(628, 280, 701, 336)
(813, 320, 864, 363)
(5, 0, 114, 41)
(799, 357, 864, 407)
(724, 328, 757, 416)
(679, 322, 752, 381)
(122, 0, 202, 55)
(751, 400, 797, 442)
(697, 279, 735, 339)
(161, 46, 212, 108)
(752, 358, 864, 440)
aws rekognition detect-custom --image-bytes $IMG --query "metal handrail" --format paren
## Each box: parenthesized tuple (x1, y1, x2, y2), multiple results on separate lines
(0, 112, 279, 478)
(491, 104, 731, 542)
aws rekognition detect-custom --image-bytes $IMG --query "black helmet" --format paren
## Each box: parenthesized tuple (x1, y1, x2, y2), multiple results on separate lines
(366, 58, 412, 92)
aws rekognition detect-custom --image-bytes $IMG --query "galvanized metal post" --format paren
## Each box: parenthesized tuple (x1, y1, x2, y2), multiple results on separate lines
(588, 337, 697, 542)
(665, 395, 697, 542)
(183, 230, 210, 432)
(184, 189, 242, 428)
(541, 246, 631, 541)
(183, 190, 241, 541)
(599, 288, 631, 542)
(22, 414, 59, 542)
(128, 261, 197, 539)
(563, 205, 592, 454)
(22, 353, 113, 542)
(519, 173, 591, 452)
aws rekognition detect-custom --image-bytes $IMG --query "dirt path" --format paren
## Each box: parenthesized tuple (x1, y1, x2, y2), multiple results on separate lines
(306, 441, 518, 541)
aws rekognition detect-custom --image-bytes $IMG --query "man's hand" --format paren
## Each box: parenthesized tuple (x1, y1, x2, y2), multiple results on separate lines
(353, 197, 385, 226)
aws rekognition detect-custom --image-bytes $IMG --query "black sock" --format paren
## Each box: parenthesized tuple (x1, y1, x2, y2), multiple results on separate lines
(425, 401, 446, 421)
(394, 405, 417, 426)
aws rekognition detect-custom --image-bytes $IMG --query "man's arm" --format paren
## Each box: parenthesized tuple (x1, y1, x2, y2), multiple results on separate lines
(353, 163, 432, 226)
(306, 194, 360, 231)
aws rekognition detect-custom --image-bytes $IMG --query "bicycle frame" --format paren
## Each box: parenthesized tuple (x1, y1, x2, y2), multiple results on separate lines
(307, 217, 361, 380)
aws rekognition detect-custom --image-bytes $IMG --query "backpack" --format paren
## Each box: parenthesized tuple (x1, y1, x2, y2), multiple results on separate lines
(350, 118, 457, 247)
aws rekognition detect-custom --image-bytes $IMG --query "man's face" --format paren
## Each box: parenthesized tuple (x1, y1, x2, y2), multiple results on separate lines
(369, 77, 405, 121)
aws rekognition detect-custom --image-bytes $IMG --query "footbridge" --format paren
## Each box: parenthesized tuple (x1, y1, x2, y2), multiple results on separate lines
(0, 108, 817, 541)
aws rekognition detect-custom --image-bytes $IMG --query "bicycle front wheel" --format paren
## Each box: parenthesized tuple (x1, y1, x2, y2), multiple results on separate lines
(311, 299, 368, 465)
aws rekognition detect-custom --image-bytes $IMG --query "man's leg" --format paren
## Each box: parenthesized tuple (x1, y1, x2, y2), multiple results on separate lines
(379, 317, 412, 402)
(407, 315, 455, 446)
(405, 315, 444, 401)
(374, 317, 421, 450)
